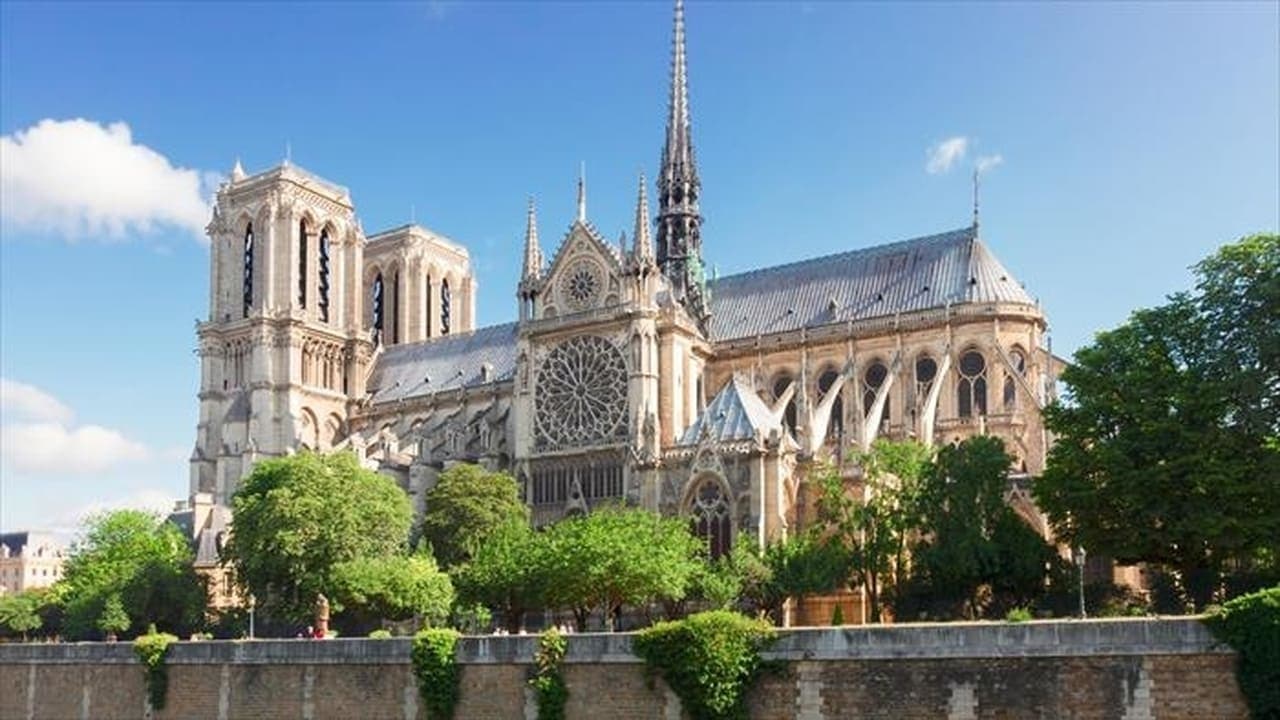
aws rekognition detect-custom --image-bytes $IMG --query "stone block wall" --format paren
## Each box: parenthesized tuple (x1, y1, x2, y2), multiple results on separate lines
(0, 618, 1247, 719)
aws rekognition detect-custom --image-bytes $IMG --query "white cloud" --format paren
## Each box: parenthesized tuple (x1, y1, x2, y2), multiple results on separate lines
(1, 378, 75, 424)
(0, 378, 153, 475)
(926, 136, 968, 175)
(976, 154, 1004, 174)
(0, 118, 214, 240)
(47, 489, 180, 539)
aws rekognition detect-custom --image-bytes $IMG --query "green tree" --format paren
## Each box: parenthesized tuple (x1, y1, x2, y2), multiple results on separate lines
(543, 507, 702, 631)
(60, 509, 206, 640)
(904, 436, 1056, 620)
(814, 440, 933, 622)
(1035, 235, 1280, 610)
(0, 590, 43, 640)
(224, 451, 413, 624)
(418, 464, 528, 569)
(452, 520, 548, 633)
(97, 594, 130, 639)
(329, 552, 454, 633)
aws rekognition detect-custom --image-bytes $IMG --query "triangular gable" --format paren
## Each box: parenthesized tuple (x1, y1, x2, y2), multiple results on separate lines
(679, 375, 779, 445)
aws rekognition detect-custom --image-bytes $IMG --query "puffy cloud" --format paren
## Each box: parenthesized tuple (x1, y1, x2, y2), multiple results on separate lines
(1, 377, 75, 424)
(0, 118, 214, 240)
(0, 378, 153, 475)
(976, 154, 1004, 174)
(926, 136, 968, 175)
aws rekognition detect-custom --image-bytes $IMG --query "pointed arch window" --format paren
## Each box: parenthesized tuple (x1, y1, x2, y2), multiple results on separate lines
(298, 220, 309, 308)
(1004, 349, 1026, 410)
(863, 361, 890, 427)
(242, 223, 254, 318)
(689, 477, 731, 559)
(425, 275, 433, 338)
(318, 229, 331, 323)
(371, 273, 385, 345)
(818, 368, 843, 442)
(958, 350, 988, 418)
(391, 271, 401, 344)
(772, 373, 797, 437)
(440, 279, 451, 335)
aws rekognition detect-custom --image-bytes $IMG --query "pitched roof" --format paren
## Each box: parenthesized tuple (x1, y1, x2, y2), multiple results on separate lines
(679, 375, 778, 445)
(367, 322, 519, 403)
(706, 226, 1035, 341)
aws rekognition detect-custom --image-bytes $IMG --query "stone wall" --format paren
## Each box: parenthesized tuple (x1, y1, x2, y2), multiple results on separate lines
(0, 618, 1247, 719)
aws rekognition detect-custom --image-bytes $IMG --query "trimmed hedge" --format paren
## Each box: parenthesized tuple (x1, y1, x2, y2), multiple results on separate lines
(411, 628, 461, 719)
(633, 610, 776, 720)
(1205, 586, 1280, 719)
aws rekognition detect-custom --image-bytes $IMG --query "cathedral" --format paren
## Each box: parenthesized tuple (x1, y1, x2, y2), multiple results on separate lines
(188, 0, 1058, 572)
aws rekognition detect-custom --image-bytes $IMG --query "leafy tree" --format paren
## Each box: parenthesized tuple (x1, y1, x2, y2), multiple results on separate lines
(725, 532, 846, 623)
(224, 451, 413, 623)
(329, 551, 454, 633)
(452, 519, 548, 633)
(903, 436, 1056, 620)
(418, 464, 528, 569)
(60, 509, 206, 640)
(1035, 234, 1280, 610)
(0, 590, 43, 640)
(543, 507, 702, 631)
(97, 594, 130, 638)
(814, 440, 932, 622)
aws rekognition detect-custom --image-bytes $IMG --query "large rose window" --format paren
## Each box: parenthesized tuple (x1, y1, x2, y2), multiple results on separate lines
(535, 335, 628, 448)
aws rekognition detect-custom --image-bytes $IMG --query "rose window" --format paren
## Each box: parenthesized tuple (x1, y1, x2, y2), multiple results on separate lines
(559, 259, 603, 311)
(535, 335, 628, 448)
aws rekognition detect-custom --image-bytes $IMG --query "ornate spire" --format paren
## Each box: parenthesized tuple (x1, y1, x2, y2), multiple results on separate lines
(633, 171, 654, 265)
(230, 158, 246, 182)
(656, 0, 708, 324)
(576, 162, 587, 223)
(521, 197, 542, 282)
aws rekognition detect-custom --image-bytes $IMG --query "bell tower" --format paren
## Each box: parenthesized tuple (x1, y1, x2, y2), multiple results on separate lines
(190, 161, 373, 505)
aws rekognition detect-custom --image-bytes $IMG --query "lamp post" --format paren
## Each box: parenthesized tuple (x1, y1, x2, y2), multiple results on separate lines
(248, 594, 256, 639)
(1072, 547, 1087, 619)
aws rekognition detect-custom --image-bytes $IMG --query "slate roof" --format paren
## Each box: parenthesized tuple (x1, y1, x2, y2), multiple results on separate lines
(679, 375, 779, 445)
(367, 322, 519, 403)
(706, 226, 1035, 341)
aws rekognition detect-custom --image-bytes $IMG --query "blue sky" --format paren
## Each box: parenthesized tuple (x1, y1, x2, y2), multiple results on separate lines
(1, 1, 1276, 534)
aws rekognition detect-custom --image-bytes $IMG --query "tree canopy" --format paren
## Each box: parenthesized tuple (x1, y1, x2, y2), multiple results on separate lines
(329, 552, 454, 632)
(452, 519, 548, 633)
(224, 451, 413, 622)
(1035, 234, 1280, 609)
(418, 464, 528, 570)
(59, 509, 206, 640)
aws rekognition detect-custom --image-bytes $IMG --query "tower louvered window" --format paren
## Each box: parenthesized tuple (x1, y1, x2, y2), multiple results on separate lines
(425, 276, 432, 338)
(391, 271, 400, 344)
(298, 220, 309, 308)
(372, 273, 385, 345)
(318, 229, 330, 323)
(440, 279, 451, 335)
(242, 223, 254, 318)
(958, 350, 988, 418)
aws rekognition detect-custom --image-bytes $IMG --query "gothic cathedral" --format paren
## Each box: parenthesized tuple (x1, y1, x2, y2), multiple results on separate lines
(190, 0, 1059, 569)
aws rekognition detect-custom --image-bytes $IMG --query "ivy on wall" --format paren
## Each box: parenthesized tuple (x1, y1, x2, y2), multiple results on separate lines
(1204, 586, 1280, 719)
(529, 627, 568, 720)
(133, 629, 178, 711)
(412, 628, 462, 720)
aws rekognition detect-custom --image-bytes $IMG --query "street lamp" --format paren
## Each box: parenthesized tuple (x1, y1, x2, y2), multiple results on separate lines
(1072, 547, 1087, 619)
(248, 594, 256, 639)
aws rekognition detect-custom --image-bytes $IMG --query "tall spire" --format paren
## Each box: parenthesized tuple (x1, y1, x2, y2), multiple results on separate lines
(576, 162, 587, 223)
(656, 0, 708, 324)
(972, 167, 981, 235)
(521, 197, 542, 282)
(633, 171, 654, 265)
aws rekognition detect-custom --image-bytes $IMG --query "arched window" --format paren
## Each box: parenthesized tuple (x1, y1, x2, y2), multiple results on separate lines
(440, 279, 451, 335)
(371, 273, 385, 345)
(390, 271, 401, 344)
(817, 368, 843, 442)
(958, 349, 988, 418)
(318, 229, 331, 323)
(1004, 349, 1026, 410)
(242, 223, 254, 318)
(425, 275, 433, 338)
(298, 220, 309, 307)
(772, 373, 797, 437)
(915, 355, 937, 398)
(689, 478, 731, 559)
(863, 361, 890, 425)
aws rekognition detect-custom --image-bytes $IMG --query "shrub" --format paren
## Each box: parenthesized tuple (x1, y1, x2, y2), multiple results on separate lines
(830, 604, 844, 626)
(368, 629, 393, 639)
(1005, 606, 1033, 623)
(633, 610, 776, 720)
(529, 627, 568, 720)
(411, 628, 461, 720)
(133, 630, 178, 710)
(1204, 585, 1280, 718)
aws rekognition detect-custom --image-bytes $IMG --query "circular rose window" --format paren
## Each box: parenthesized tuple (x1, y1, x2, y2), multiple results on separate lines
(559, 259, 603, 311)
(535, 335, 628, 448)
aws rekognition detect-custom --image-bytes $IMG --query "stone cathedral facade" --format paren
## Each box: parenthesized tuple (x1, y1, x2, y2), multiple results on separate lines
(189, 1, 1059, 569)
